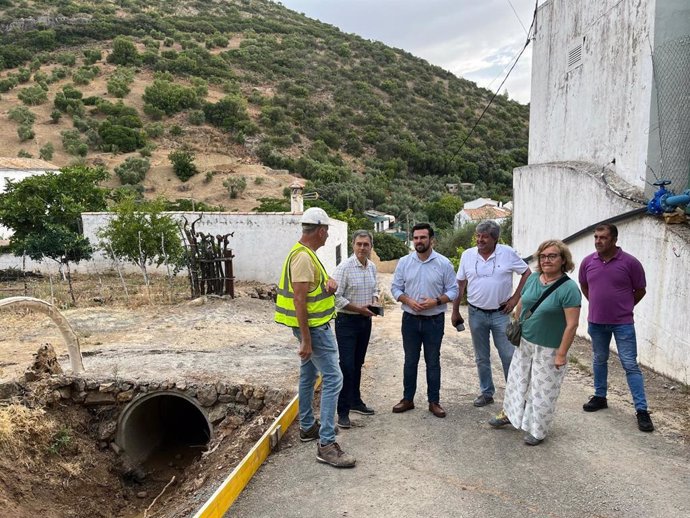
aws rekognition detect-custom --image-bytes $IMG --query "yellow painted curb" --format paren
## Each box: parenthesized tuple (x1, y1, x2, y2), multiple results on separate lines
(194, 378, 321, 518)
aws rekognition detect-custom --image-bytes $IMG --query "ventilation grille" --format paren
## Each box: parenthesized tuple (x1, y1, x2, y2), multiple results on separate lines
(567, 37, 584, 71)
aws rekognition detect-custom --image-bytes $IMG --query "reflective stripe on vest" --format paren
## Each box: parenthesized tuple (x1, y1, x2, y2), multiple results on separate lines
(274, 243, 335, 328)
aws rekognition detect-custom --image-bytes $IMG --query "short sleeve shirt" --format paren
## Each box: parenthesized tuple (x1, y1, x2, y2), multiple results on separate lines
(520, 273, 582, 348)
(578, 248, 645, 324)
(457, 244, 529, 309)
(290, 250, 320, 292)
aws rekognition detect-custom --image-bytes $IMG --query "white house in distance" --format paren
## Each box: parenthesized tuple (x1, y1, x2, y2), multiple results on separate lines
(364, 209, 396, 233)
(513, 0, 689, 382)
(0, 157, 60, 240)
(454, 198, 512, 229)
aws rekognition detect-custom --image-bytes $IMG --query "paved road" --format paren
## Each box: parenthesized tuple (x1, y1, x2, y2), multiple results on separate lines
(227, 304, 689, 518)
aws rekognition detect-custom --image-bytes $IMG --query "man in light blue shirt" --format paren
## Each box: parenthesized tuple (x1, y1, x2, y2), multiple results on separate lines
(391, 223, 458, 418)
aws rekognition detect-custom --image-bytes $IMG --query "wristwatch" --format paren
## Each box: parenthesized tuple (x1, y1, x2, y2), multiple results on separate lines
(436, 297, 443, 306)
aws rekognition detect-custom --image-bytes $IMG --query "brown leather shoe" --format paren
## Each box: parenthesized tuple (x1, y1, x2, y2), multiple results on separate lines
(392, 399, 415, 413)
(429, 402, 446, 418)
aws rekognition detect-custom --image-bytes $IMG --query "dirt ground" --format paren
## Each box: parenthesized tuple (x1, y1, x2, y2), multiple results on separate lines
(1, 272, 689, 517)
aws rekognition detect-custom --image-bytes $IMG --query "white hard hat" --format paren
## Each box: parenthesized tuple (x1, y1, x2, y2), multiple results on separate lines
(300, 207, 331, 225)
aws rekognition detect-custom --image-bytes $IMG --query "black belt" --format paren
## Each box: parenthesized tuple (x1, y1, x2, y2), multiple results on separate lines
(337, 312, 369, 318)
(404, 312, 444, 320)
(469, 303, 506, 313)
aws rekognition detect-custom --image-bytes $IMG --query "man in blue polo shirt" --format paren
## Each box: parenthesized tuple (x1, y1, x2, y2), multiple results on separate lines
(579, 223, 653, 432)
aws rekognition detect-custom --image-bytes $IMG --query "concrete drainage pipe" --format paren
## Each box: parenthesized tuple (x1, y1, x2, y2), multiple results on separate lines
(115, 391, 212, 467)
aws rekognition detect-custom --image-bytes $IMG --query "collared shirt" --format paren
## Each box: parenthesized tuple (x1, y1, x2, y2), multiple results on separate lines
(391, 249, 459, 316)
(578, 247, 646, 324)
(456, 244, 528, 309)
(334, 254, 379, 314)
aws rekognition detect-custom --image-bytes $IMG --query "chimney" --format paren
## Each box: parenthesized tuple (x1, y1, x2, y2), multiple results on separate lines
(290, 180, 305, 213)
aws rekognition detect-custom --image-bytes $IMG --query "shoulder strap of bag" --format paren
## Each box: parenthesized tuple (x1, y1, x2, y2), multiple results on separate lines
(523, 275, 569, 320)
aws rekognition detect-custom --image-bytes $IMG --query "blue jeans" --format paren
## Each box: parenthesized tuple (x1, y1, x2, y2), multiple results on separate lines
(335, 314, 372, 417)
(401, 312, 445, 403)
(292, 323, 343, 445)
(468, 306, 515, 398)
(588, 323, 648, 411)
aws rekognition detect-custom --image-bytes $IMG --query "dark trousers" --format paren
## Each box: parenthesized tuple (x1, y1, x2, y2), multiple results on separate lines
(335, 313, 372, 417)
(402, 312, 445, 403)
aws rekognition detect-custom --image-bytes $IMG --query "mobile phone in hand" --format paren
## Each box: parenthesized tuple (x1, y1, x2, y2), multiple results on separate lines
(367, 305, 384, 316)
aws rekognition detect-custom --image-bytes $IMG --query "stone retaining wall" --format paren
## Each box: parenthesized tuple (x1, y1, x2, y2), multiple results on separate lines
(30, 375, 294, 445)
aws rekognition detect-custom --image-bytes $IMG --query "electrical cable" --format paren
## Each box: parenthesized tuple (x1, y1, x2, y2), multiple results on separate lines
(506, 0, 528, 36)
(445, 0, 538, 170)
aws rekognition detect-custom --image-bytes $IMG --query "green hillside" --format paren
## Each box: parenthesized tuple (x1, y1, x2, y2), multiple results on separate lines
(0, 0, 528, 228)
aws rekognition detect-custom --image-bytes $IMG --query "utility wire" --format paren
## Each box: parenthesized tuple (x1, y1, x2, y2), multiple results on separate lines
(445, 0, 538, 170)
(485, 40, 529, 93)
(506, 0, 528, 36)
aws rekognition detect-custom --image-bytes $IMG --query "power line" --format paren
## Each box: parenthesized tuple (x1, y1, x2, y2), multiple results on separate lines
(506, 0, 528, 36)
(445, 0, 538, 170)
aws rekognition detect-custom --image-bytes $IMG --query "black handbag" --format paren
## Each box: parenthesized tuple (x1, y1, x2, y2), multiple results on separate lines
(506, 275, 569, 346)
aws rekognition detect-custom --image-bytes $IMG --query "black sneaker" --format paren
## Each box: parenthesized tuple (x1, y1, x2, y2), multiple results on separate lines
(300, 421, 320, 442)
(351, 403, 375, 415)
(636, 410, 654, 432)
(583, 395, 608, 412)
(337, 414, 351, 429)
(473, 394, 494, 407)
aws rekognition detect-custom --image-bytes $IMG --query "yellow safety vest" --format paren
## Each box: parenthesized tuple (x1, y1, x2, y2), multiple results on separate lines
(274, 243, 336, 328)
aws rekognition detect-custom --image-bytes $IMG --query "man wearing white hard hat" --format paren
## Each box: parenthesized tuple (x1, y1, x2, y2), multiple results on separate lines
(275, 207, 356, 468)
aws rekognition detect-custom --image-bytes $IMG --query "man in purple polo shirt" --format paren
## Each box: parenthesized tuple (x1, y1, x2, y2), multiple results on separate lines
(578, 223, 653, 432)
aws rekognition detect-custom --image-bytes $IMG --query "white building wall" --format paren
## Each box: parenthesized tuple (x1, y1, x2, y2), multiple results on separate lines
(0, 213, 348, 284)
(514, 163, 690, 383)
(529, 0, 655, 189)
(80, 212, 348, 284)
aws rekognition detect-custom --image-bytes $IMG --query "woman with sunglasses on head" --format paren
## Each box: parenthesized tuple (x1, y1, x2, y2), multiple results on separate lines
(488, 240, 581, 445)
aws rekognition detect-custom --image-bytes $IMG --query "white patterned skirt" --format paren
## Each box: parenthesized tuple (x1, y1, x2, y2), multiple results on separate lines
(503, 336, 567, 440)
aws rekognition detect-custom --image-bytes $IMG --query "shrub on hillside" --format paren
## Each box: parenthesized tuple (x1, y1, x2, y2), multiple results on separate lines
(83, 49, 102, 65)
(203, 94, 251, 133)
(115, 157, 151, 185)
(72, 65, 99, 85)
(223, 176, 247, 199)
(39, 142, 55, 161)
(143, 79, 198, 116)
(144, 122, 165, 138)
(98, 122, 146, 153)
(61, 129, 88, 157)
(107, 36, 140, 66)
(8, 106, 36, 126)
(0, 77, 18, 93)
(17, 85, 48, 106)
(0, 45, 32, 69)
(107, 77, 131, 98)
(56, 52, 77, 67)
(168, 149, 198, 181)
(17, 124, 35, 142)
(187, 110, 205, 125)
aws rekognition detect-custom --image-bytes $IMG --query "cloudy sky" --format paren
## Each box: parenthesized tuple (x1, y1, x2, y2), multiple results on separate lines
(278, 0, 538, 104)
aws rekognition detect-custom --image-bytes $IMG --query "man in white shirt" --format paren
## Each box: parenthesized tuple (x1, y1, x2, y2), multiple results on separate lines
(451, 220, 530, 407)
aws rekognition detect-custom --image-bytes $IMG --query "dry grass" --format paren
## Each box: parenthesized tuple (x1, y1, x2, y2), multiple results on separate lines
(1, 271, 193, 310)
(0, 404, 58, 467)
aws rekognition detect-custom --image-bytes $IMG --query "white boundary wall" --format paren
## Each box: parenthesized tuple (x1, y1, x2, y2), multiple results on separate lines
(514, 163, 690, 384)
(0, 212, 349, 284)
